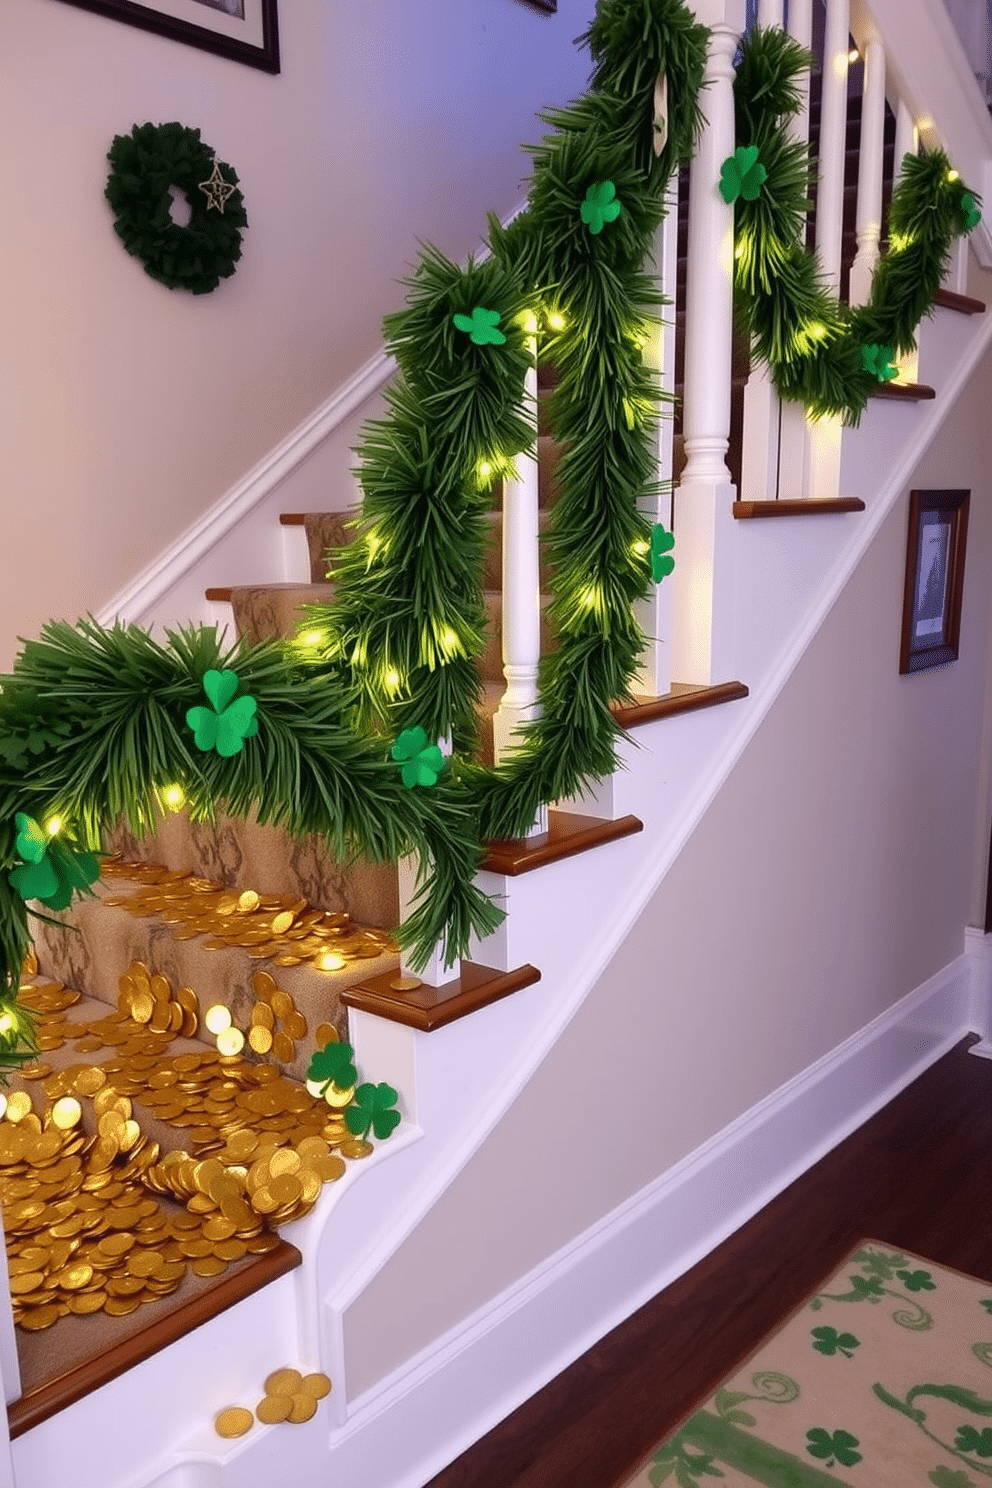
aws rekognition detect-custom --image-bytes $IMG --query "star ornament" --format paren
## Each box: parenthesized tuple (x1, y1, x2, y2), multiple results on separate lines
(719, 146, 767, 204)
(199, 161, 237, 214)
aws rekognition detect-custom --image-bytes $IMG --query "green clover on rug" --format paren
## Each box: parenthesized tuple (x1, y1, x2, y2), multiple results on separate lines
(622, 1243, 992, 1487)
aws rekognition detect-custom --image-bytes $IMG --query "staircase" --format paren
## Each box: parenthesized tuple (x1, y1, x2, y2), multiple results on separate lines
(3, 1, 992, 1486)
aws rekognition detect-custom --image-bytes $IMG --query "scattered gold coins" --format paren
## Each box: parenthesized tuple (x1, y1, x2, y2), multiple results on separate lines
(214, 1406, 254, 1439)
(255, 1368, 332, 1427)
(101, 858, 396, 972)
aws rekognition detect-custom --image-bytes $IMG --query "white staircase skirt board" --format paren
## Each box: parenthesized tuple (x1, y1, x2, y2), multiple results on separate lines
(965, 924, 992, 1056)
(22, 952, 970, 1488)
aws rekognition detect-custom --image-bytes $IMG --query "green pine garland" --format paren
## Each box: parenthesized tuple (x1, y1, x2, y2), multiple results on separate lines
(0, 7, 981, 1071)
(730, 27, 980, 423)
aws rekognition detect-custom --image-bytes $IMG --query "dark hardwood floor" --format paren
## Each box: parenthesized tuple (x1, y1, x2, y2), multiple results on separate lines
(426, 1034, 992, 1488)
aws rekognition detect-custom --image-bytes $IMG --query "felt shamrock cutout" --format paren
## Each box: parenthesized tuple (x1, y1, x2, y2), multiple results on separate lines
(805, 1428, 862, 1468)
(9, 813, 99, 911)
(650, 523, 675, 582)
(186, 669, 259, 757)
(719, 145, 767, 204)
(306, 1040, 358, 1097)
(452, 307, 506, 346)
(391, 727, 444, 789)
(345, 1082, 401, 1141)
(861, 344, 899, 382)
(580, 181, 622, 235)
(959, 191, 982, 233)
(955, 1426, 992, 1459)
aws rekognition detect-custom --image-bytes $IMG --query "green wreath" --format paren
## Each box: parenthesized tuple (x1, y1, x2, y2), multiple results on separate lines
(105, 122, 248, 295)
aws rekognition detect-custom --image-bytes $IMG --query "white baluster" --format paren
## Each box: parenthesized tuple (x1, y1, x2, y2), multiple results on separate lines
(758, 0, 784, 26)
(849, 36, 886, 307)
(672, 0, 746, 685)
(805, 0, 850, 502)
(777, 0, 814, 499)
(492, 337, 547, 837)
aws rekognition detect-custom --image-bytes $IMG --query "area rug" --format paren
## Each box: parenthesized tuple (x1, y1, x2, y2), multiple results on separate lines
(621, 1242, 992, 1487)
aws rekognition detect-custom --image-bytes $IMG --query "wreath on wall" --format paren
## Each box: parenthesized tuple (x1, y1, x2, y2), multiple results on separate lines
(105, 121, 248, 294)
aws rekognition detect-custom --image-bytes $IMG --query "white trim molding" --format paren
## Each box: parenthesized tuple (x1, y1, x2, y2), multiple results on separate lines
(965, 924, 992, 1055)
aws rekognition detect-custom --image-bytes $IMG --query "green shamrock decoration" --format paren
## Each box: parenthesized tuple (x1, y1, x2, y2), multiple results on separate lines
(186, 669, 259, 758)
(959, 191, 982, 233)
(345, 1082, 401, 1141)
(580, 181, 622, 235)
(861, 344, 899, 382)
(719, 145, 767, 204)
(929, 1469, 979, 1488)
(651, 523, 676, 582)
(452, 307, 506, 346)
(391, 727, 444, 789)
(647, 1438, 723, 1485)
(956, 1426, 992, 1459)
(897, 1268, 936, 1292)
(306, 1040, 358, 1096)
(981, 1300, 992, 1315)
(811, 1326, 860, 1358)
(8, 813, 100, 912)
(806, 1428, 862, 1468)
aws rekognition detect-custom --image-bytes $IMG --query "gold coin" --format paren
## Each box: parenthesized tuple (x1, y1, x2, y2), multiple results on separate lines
(237, 890, 260, 913)
(75, 1067, 107, 1096)
(68, 1291, 107, 1316)
(105, 1296, 141, 1316)
(299, 1372, 332, 1400)
(340, 1138, 373, 1160)
(271, 1033, 295, 1064)
(324, 1083, 355, 1109)
(264, 1368, 303, 1396)
(6, 1092, 33, 1123)
(284, 1012, 308, 1041)
(250, 1003, 274, 1030)
(9, 1273, 45, 1295)
(204, 1004, 232, 1036)
(248, 1026, 273, 1055)
(192, 1255, 227, 1278)
(215, 1407, 254, 1439)
(270, 912, 295, 936)
(255, 1393, 293, 1425)
(251, 971, 276, 1001)
(59, 1263, 94, 1291)
(389, 974, 422, 992)
(19, 1305, 59, 1331)
(287, 1393, 318, 1424)
(314, 1024, 339, 1048)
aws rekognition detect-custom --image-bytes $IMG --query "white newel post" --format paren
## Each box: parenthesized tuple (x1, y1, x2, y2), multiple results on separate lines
(492, 344, 547, 838)
(849, 35, 887, 307)
(672, 0, 746, 685)
(805, 0, 849, 500)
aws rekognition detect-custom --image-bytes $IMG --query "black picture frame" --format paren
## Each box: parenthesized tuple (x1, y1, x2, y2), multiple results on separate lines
(52, 0, 280, 74)
(899, 488, 970, 674)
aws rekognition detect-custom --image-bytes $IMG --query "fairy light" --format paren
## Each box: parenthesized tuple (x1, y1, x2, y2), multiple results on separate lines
(299, 629, 323, 648)
(0, 1012, 16, 1036)
(316, 950, 346, 973)
(631, 539, 650, 557)
(45, 816, 62, 837)
(547, 311, 566, 332)
(479, 460, 493, 480)
(161, 784, 186, 813)
(204, 1003, 232, 1035)
(947, 169, 960, 183)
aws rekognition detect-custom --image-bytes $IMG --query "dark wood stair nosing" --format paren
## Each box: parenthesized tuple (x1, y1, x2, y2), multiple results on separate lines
(933, 287, 986, 316)
(733, 498, 866, 520)
(7, 1239, 302, 1439)
(612, 681, 749, 728)
(205, 586, 235, 602)
(341, 960, 541, 1033)
(871, 381, 936, 402)
(480, 811, 643, 878)
(279, 513, 307, 525)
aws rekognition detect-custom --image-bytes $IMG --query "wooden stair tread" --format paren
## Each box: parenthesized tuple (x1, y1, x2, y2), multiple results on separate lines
(341, 960, 541, 1033)
(933, 287, 986, 316)
(871, 381, 936, 401)
(733, 498, 866, 520)
(612, 681, 748, 727)
(480, 810, 642, 878)
(8, 1238, 300, 1439)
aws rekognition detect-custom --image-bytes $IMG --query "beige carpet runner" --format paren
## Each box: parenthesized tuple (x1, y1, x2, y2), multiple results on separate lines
(622, 1243, 992, 1487)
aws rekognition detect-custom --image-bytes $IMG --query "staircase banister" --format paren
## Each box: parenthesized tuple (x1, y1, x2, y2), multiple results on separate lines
(850, 0, 992, 268)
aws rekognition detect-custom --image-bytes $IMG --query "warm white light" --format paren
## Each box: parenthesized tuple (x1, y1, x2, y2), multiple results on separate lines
(385, 669, 401, 691)
(162, 784, 186, 813)
(519, 311, 538, 335)
(45, 816, 62, 837)
(547, 312, 566, 332)
(947, 169, 960, 183)
(848, 46, 859, 62)
(299, 630, 323, 648)
(479, 461, 493, 480)
(0, 1013, 15, 1035)
(317, 951, 346, 972)
(204, 1003, 232, 1035)
(631, 539, 650, 557)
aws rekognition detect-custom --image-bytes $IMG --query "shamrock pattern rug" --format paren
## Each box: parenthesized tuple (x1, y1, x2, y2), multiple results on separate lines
(621, 1243, 992, 1488)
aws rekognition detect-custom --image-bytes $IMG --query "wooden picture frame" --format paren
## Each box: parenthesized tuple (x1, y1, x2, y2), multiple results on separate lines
(899, 488, 970, 674)
(522, 0, 557, 10)
(52, 0, 280, 74)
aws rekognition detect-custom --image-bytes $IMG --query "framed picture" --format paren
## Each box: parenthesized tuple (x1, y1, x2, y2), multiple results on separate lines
(522, 0, 556, 10)
(899, 488, 970, 674)
(52, 0, 280, 74)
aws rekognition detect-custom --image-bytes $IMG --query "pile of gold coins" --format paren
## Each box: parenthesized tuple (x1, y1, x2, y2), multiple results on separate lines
(101, 858, 396, 971)
(215, 1367, 332, 1438)
(1, 962, 379, 1335)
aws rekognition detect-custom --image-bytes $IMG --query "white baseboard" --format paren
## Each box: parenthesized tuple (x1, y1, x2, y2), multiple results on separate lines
(321, 952, 974, 1488)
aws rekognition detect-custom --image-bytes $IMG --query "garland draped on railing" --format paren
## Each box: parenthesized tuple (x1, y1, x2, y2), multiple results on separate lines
(729, 26, 980, 424)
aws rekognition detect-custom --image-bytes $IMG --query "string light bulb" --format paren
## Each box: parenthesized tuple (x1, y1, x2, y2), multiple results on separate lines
(547, 311, 566, 332)
(161, 784, 186, 813)
(45, 816, 62, 837)
(0, 1012, 16, 1036)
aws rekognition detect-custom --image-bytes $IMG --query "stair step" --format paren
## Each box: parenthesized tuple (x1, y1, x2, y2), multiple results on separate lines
(732, 498, 867, 520)
(611, 680, 749, 727)
(480, 810, 643, 877)
(342, 960, 542, 1033)
(871, 381, 936, 401)
(933, 287, 986, 316)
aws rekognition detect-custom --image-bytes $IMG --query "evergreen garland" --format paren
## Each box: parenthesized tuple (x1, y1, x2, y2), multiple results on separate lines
(0, 8, 980, 1071)
(731, 27, 980, 423)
